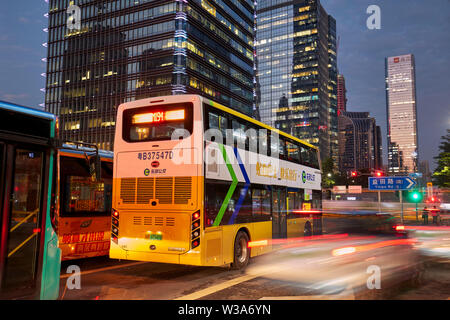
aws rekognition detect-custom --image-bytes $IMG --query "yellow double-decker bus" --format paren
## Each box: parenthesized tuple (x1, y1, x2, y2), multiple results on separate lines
(110, 95, 322, 269)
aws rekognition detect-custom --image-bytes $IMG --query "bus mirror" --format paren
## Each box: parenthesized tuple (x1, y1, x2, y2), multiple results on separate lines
(89, 154, 102, 181)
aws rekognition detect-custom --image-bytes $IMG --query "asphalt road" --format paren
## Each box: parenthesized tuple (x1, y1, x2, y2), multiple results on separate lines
(59, 255, 449, 300)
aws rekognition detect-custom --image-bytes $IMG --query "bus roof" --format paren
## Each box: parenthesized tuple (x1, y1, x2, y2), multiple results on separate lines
(0, 100, 56, 121)
(117, 94, 319, 151)
(61, 143, 114, 159)
(204, 97, 319, 151)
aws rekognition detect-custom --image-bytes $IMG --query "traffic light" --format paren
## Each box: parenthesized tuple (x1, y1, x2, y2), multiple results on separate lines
(351, 171, 358, 177)
(375, 170, 384, 177)
(409, 190, 423, 203)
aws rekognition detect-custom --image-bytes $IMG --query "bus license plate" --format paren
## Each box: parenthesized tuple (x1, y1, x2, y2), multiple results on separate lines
(149, 234, 162, 240)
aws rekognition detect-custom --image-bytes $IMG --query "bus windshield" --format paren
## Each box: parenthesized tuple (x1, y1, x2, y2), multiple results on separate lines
(123, 102, 193, 142)
(60, 156, 112, 217)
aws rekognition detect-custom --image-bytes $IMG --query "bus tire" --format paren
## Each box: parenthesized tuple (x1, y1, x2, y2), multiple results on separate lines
(304, 221, 312, 237)
(231, 231, 250, 270)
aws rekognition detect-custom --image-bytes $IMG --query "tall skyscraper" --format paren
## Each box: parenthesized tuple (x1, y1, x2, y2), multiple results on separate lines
(45, 0, 255, 150)
(385, 54, 418, 174)
(338, 111, 382, 173)
(255, 0, 337, 162)
(337, 74, 347, 114)
(328, 15, 338, 167)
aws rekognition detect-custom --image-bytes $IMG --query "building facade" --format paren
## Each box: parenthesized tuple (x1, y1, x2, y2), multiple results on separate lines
(385, 54, 418, 174)
(45, 0, 255, 150)
(255, 0, 337, 162)
(338, 111, 382, 174)
(337, 74, 346, 115)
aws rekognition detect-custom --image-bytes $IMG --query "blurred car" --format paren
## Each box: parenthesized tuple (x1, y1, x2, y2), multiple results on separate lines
(246, 211, 423, 299)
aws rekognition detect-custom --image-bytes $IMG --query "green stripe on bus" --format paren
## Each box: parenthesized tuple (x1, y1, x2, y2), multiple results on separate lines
(213, 144, 238, 226)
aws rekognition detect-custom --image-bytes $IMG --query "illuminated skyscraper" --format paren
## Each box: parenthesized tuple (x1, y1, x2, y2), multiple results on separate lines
(385, 54, 418, 174)
(337, 74, 347, 114)
(255, 0, 337, 162)
(338, 111, 382, 173)
(45, 0, 255, 150)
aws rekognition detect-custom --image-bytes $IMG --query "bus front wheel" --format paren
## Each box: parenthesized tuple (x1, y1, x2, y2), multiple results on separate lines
(231, 231, 250, 270)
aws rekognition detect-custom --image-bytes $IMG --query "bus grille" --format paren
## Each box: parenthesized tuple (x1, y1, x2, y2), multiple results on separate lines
(120, 178, 136, 204)
(166, 217, 175, 226)
(155, 177, 173, 204)
(133, 216, 142, 225)
(137, 178, 154, 204)
(119, 177, 192, 205)
(174, 177, 192, 204)
(133, 216, 175, 227)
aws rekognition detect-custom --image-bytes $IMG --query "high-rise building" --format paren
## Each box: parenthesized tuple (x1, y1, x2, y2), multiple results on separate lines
(45, 0, 255, 150)
(385, 54, 418, 174)
(338, 111, 382, 173)
(337, 74, 347, 114)
(255, 0, 337, 162)
(328, 15, 338, 167)
(418, 160, 431, 185)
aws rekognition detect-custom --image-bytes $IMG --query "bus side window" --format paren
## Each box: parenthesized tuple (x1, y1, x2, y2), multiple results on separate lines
(246, 123, 258, 154)
(269, 132, 278, 158)
(207, 111, 226, 144)
(252, 186, 271, 222)
(258, 129, 268, 156)
(310, 148, 319, 169)
(295, 190, 304, 212)
(278, 138, 286, 160)
(286, 140, 300, 163)
(232, 119, 246, 150)
(300, 145, 310, 166)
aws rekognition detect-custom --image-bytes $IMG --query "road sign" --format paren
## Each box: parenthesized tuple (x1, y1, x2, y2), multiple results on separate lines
(368, 176, 416, 190)
(348, 185, 362, 194)
(333, 186, 347, 194)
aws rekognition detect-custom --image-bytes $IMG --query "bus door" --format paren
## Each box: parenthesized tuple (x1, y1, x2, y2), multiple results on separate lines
(0, 145, 44, 298)
(272, 187, 287, 239)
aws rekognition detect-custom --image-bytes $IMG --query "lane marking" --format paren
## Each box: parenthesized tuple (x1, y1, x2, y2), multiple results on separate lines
(174, 266, 289, 300)
(60, 261, 148, 279)
(174, 274, 259, 300)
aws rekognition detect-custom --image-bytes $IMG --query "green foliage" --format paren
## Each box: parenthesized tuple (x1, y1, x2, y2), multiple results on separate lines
(432, 129, 450, 188)
(321, 157, 335, 188)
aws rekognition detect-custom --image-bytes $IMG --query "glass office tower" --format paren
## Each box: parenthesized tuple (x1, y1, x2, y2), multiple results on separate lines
(255, 0, 337, 162)
(45, 0, 255, 150)
(385, 54, 418, 174)
(338, 111, 383, 173)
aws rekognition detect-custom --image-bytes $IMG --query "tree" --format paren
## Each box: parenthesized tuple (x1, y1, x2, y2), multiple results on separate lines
(432, 129, 450, 188)
(321, 157, 335, 189)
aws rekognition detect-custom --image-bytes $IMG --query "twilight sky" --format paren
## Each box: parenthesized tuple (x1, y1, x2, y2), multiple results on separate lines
(321, 0, 450, 171)
(0, 0, 449, 171)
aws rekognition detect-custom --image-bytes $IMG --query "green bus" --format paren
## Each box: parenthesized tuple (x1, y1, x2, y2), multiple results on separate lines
(0, 101, 61, 299)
